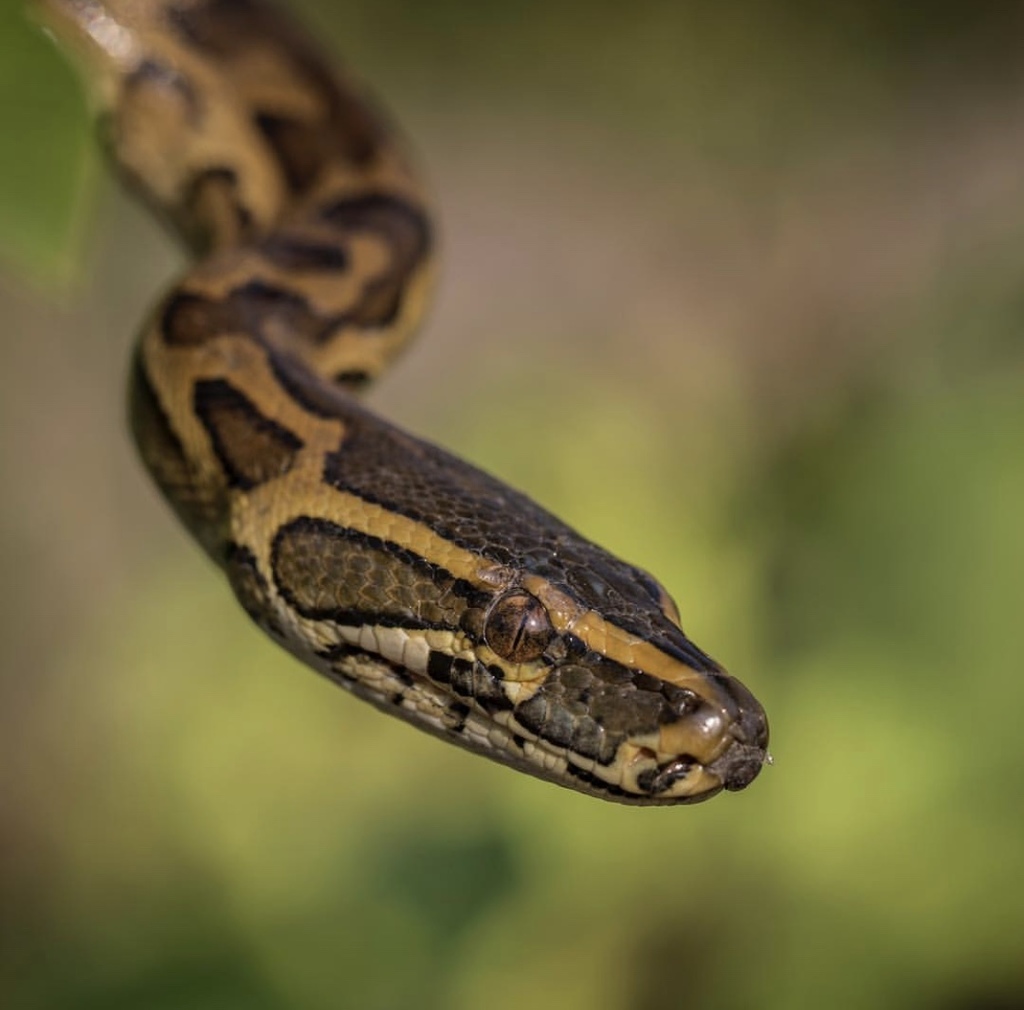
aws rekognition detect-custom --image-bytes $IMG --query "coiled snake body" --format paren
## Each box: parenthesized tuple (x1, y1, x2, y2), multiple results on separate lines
(37, 0, 769, 804)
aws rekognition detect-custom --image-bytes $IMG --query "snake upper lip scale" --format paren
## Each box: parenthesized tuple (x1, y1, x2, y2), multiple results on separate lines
(35, 0, 770, 804)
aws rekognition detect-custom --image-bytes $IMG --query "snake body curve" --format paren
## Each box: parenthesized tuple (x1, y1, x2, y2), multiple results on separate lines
(37, 0, 769, 804)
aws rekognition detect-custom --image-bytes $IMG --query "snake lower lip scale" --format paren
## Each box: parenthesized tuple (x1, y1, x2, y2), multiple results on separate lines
(37, 0, 770, 804)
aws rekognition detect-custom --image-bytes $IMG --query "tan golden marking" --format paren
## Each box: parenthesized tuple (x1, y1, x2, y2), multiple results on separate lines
(521, 574, 716, 696)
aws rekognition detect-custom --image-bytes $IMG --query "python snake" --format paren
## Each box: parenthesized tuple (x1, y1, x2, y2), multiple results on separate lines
(36, 0, 769, 804)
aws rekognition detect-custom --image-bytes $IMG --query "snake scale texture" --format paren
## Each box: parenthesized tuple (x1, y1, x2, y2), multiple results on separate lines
(36, 0, 769, 804)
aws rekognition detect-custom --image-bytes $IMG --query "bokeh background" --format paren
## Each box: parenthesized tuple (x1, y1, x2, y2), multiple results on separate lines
(3, 1, 1024, 1007)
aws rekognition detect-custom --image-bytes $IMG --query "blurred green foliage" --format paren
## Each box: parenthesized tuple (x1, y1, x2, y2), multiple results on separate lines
(0, 2, 93, 280)
(2, 2, 1024, 1009)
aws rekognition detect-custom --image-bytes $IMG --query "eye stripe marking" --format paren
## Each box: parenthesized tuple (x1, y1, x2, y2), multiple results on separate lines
(193, 378, 304, 488)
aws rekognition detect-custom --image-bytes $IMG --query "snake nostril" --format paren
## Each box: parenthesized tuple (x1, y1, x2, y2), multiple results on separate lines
(722, 753, 765, 791)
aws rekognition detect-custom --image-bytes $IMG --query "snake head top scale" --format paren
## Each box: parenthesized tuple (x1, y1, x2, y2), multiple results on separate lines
(34, 0, 770, 804)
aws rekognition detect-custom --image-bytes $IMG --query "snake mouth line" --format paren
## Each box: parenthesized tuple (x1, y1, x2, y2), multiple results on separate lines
(639, 738, 767, 800)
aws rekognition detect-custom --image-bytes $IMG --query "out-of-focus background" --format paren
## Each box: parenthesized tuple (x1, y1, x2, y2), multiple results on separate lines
(3, 1, 1024, 1007)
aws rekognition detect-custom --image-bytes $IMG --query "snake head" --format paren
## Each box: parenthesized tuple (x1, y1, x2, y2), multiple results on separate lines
(470, 553, 770, 804)
(258, 398, 775, 806)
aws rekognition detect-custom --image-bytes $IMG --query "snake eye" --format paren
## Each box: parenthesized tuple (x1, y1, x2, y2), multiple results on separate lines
(484, 592, 554, 663)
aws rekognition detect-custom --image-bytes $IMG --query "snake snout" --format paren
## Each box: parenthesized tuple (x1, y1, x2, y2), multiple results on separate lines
(707, 672, 770, 791)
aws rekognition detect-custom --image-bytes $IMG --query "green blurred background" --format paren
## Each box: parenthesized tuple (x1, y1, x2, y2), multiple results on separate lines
(2, 1, 1024, 1007)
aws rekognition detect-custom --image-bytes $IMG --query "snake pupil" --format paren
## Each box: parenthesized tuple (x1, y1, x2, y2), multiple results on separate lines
(484, 592, 554, 663)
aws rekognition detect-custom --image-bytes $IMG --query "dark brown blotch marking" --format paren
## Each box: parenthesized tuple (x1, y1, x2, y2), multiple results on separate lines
(251, 79, 383, 189)
(427, 652, 455, 684)
(270, 516, 484, 629)
(129, 351, 226, 551)
(162, 282, 332, 350)
(261, 234, 349, 272)
(183, 167, 254, 250)
(169, 0, 294, 56)
(161, 291, 236, 346)
(227, 280, 330, 346)
(193, 378, 303, 489)
(333, 370, 372, 390)
(319, 192, 431, 260)
(255, 113, 330, 193)
(318, 192, 432, 330)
